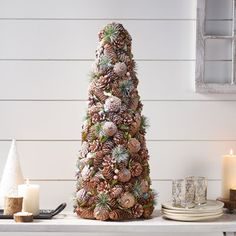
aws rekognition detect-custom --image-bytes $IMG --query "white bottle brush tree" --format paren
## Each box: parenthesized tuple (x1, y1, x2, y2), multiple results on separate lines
(0, 140, 24, 207)
(74, 22, 156, 221)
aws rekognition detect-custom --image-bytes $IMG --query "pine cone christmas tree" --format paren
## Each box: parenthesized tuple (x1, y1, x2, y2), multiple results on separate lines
(75, 22, 155, 221)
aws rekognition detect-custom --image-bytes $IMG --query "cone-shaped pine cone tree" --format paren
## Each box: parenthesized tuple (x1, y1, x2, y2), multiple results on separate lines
(74, 22, 156, 221)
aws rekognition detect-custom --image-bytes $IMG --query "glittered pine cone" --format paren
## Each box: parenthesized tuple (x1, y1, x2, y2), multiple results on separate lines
(88, 103, 103, 115)
(104, 96, 121, 112)
(113, 62, 127, 77)
(76, 207, 95, 219)
(130, 162, 143, 177)
(103, 121, 117, 137)
(142, 206, 154, 219)
(91, 113, 102, 124)
(131, 204, 144, 218)
(109, 209, 131, 221)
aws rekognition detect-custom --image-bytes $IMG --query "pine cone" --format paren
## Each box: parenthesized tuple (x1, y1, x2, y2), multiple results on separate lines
(109, 209, 131, 221)
(113, 131, 126, 145)
(111, 82, 122, 98)
(118, 168, 131, 182)
(142, 206, 154, 219)
(102, 140, 114, 154)
(96, 75, 110, 90)
(129, 92, 140, 111)
(103, 44, 117, 62)
(89, 140, 100, 152)
(102, 166, 114, 180)
(104, 96, 121, 112)
(130, 153, 142, 163)
(110, 185, 123, 199)
(93, 88, 108, 103)
(139, 148, 149, 161)
(108, 198, 118, 209)
(130, 162, 143, 177)
(103, 121, 117, 137)
(94, 206, 110, 221)
(127, 138, 141, 154)
(80, 141, 89, 158)
(93, 151, 104, 169)
(122, 112, 133, 125)
(91, 113, 102, 123)
(83, 179, 98, 192)
(131, 204, 144, 218)
(119, 192, 135, 209)
(108, 113, 123, 125)
(88, 103, 103, 115)
(76, 207, 95, 219)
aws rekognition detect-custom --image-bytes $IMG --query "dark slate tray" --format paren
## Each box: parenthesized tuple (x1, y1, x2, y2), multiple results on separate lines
(0, 202, 67, 219)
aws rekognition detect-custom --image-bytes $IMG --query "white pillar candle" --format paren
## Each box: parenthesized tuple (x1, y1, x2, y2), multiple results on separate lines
(222, 149, 236, 199)
(18, 179, 40, 216)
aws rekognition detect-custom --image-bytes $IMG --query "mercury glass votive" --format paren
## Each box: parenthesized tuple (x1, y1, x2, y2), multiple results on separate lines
(194, 177, 207, 205)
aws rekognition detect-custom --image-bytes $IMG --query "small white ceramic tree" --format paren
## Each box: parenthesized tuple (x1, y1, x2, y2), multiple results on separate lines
(0, 139, 24, 207)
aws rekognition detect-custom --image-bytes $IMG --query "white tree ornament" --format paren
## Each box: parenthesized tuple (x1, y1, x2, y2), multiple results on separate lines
(0, 139, 24, 207)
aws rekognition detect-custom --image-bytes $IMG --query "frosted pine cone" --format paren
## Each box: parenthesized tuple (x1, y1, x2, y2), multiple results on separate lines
(103, 121, 117, 137)
(104, 96, 121, 112)
(89, 140, 100, 152)
(80, 141, 89, 158)
(76, 189, 90, 205)
(109, 209, 131, 221)
(76, 207, 95, 219)
(91, 113, 102, 123)
(122, 112, 133, 125)
(108, 113, 123, 125)
(130, 162, 143, 177)
(113, 62, 127, 77)
(110, 185, 123, 199)
(131, 204, 144, 218)
(88, 103, 103, 115)
(102, 140, 114, 154)
(127, 138, 141, 154)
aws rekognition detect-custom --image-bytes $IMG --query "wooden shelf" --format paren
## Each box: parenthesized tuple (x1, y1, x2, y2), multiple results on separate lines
(0, 211, 236, 235)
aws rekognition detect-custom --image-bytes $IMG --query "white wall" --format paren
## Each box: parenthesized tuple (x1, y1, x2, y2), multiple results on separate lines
(0, 0, 235, 235)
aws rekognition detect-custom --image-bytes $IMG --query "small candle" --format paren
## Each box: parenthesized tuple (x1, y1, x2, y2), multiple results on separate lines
(18, 179, 40, 216)
(222, 149, 236, 199)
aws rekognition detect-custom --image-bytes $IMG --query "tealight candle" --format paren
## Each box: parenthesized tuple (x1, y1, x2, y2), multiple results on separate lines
(222, 149, 236, 199)
(18, 179, 40, 216)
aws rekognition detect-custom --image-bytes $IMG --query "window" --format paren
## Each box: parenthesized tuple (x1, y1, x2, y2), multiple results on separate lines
(196, 0, 236, 93)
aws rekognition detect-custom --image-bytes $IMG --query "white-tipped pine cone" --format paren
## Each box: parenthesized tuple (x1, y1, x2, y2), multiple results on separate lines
(80, 141, 89, 158)
(103, 121, 117, 136)
(127, 138, 141, 154)
(131, 204, 144, 218)
(104, 96, 121, 112)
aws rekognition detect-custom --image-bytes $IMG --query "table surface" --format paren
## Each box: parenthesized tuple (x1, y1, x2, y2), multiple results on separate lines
(0, 211, 236, 233)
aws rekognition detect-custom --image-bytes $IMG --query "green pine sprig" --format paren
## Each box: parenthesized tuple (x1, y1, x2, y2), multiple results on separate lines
(103, 24, 120, 43)
(112, 145, 129, 163)
(141, 115, 150, 130)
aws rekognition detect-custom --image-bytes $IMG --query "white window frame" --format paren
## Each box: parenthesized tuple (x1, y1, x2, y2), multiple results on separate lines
(196, 0, 236, 93)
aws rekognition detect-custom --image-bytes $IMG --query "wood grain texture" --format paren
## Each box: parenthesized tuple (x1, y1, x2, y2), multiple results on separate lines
(0, 20, 196, 60)
(0, 0, 196, 19)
